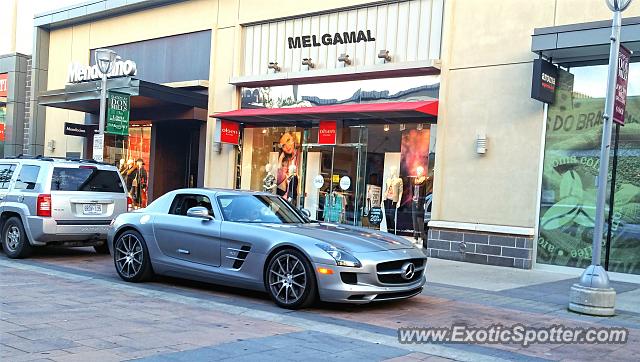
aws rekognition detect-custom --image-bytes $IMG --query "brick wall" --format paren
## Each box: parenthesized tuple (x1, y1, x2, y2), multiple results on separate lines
(427, 228, 534, 269)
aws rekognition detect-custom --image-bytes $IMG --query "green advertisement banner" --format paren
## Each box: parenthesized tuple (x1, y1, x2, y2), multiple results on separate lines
(106, 91, 130, 136)
(538, 68, 640, 275)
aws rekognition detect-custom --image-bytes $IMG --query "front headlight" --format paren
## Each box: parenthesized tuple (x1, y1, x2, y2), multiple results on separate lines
(316, 244, 361, 268)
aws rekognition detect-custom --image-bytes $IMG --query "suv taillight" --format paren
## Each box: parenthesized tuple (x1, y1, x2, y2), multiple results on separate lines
(127, 196, 133, 212)
(37, 194, 52, 217)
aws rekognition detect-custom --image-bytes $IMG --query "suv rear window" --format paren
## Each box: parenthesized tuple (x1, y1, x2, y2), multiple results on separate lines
(51, 167, 124, 193)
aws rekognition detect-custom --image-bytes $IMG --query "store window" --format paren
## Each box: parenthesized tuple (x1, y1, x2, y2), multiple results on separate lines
(538, 63, 640, 275)
(238, 75, 438, 242)
(104, 123, 151, 208)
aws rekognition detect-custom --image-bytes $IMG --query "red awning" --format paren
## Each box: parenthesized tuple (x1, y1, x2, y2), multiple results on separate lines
(211, 100, 438, 124)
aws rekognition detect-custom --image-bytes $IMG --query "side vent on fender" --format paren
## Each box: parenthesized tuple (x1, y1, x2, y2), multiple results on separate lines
(225, 245, 251, 269)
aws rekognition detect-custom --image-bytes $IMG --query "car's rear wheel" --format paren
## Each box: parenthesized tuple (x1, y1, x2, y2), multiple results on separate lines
(114, 230, 153, 282)
(266, 249, 317, 309)
(2, 217, 32, 259)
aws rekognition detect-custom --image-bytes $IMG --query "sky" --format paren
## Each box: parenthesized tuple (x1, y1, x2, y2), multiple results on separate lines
(0, 0, 87, 55)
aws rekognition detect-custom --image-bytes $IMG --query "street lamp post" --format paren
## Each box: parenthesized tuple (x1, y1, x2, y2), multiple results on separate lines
(568, 0, 633, 316)
(93, 48, 117, 161)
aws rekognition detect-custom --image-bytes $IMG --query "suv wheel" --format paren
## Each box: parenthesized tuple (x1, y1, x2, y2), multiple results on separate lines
(114, 230, 153, 282)
(94, 243, 110, 254)
(2, 217, 33, 259)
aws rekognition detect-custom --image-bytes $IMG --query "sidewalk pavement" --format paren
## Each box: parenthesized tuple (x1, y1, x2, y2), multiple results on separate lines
(425, 257, 640, 315)
(2, 248, 640, 362)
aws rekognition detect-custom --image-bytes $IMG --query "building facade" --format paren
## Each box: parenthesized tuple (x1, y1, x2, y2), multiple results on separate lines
(30, 0, 640, 275)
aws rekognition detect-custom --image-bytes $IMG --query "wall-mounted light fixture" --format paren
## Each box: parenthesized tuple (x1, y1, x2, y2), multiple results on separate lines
(378, 50, 391, 63)
(302, 58, 315, 68)
(383, 124, 390, 132)
(399, 124, 406, 131)
(268, 62, 281, 72)
(476, 133, 487, 154)
(262, 128, 268, 134)
(417, 123, 424, 131)
(338, 53, 351, 65)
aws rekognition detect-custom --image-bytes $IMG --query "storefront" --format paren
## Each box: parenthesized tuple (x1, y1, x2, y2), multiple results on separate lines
(213, 0, 443, 242)
(532, 17, 640, 275)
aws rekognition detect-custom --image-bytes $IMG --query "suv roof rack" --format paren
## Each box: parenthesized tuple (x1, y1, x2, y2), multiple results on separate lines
(6, 154, 110, 165)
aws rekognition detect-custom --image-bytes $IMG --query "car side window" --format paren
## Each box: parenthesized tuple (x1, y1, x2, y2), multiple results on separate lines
(0, 164, 17, 190)
(14, 165, 41, 190)
(169, 194, 214, 217)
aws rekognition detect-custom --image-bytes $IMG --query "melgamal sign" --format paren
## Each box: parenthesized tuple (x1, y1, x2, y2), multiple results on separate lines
(67, 59, 137, 83)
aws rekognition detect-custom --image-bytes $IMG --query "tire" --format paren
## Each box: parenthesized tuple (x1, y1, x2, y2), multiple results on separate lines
(94, 243, 110, 254)
(265, 248, 317, 309)
(113, 230, 153, 282)
(2, 217, 33, 259)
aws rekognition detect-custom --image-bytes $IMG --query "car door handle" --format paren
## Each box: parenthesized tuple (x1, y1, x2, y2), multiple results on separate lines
(177, 249, 190, 255)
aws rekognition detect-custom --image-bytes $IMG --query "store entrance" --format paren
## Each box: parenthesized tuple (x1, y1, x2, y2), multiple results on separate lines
(301, 140, 366, 226)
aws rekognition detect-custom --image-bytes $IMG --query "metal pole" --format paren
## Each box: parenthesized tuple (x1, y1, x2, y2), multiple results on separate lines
(574, 9, 621, 292)
(99, 73, 107, 134)
(604, 123, 621, 271)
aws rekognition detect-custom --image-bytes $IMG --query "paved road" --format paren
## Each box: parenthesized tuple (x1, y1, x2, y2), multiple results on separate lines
(1, 247, 639, 361)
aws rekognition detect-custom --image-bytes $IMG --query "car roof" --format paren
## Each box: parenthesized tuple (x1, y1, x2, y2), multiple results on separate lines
(172, 188, 275, 197)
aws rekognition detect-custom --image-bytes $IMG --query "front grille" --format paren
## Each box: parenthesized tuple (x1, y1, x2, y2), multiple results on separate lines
(373, 287, 423, 301)
(376, 258, 425, 285)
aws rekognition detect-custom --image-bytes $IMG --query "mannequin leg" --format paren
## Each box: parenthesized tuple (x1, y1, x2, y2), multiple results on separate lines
(384, 199, 395, 233)
(412, 201, 419, 240)
(417, 201, 426, 242)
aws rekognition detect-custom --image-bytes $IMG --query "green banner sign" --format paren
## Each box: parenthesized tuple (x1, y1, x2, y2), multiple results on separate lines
(106, 91, 130, 136)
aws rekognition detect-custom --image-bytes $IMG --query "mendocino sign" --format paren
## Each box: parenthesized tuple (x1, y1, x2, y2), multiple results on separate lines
(288, 30, 376, 49)
(67, 59, 137, 84)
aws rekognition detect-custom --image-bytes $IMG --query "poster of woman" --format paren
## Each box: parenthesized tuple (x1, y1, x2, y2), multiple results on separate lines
(276, 131, 301, 196)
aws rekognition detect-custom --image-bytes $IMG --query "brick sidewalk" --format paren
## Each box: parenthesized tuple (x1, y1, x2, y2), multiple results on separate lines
(1, 250, 639, 361)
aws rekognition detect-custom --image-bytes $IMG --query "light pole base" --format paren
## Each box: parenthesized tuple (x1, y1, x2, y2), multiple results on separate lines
(568, 283, 616, 316)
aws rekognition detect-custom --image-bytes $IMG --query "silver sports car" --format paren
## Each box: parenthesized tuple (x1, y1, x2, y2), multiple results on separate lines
(108, 189, 427, 309)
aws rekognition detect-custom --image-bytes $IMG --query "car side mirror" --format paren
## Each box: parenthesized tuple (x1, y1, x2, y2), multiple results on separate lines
(186, 206, 213, 220)
(300, 208, 311, 218)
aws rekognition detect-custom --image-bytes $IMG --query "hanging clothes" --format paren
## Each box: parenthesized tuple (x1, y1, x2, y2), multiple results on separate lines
(323, 192, 344, 223)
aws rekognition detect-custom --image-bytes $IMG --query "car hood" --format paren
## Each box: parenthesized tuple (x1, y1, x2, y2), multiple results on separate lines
(262, 222, 416, 252)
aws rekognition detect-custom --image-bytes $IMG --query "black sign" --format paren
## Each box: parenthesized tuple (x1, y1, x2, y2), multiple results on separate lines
(368, 207, 383, 226)
(531, 58, 558, 104)
(64, 123, 98, 137)
(288, 30, 375, 49)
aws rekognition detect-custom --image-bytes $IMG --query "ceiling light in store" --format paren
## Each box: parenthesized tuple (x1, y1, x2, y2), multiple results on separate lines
(378, 49, 391, 63)
(383, 124, 390, 132)
(338, 53, 352, 65)
(417, 123, 423, 131)
(268, 62, 281, 72)
(399, 124, 406, 131)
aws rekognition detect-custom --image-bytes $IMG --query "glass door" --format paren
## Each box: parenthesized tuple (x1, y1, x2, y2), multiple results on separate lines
(301, 127, 367, 226)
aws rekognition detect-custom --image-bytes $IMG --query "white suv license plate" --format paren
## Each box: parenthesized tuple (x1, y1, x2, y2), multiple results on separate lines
(83, 204, 103, 215)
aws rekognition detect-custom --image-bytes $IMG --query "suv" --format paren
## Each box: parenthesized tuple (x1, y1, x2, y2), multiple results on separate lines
(0, 156, 130, 258)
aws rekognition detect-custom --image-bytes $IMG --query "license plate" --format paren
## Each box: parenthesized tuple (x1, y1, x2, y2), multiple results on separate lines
(83, 204, 103, 215)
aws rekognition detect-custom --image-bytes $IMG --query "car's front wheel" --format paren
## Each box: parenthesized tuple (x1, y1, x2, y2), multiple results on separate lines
(266, 249, 317, 309)
(2, 217, 32, 259)
(113, 230, 153, 282)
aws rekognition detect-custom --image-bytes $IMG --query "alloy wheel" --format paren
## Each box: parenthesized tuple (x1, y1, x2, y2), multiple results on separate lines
(5, 226, 21, 252)
(268, 253, 307, 305)
(115, 234, 144, 278)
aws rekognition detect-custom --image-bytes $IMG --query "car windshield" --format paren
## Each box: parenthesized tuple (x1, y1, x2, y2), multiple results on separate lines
(218, 194, 306, 224)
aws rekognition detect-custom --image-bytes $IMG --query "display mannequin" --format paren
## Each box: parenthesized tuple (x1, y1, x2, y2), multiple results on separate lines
(118, 159, 126, 177)
(411, 166, 428, 242)
(285, 164, 299, 206)
(125, 159, 137, 194)
(383, 166, 403, 234)
(133, 159, 148, 208)
(262, 164, 277, 193)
